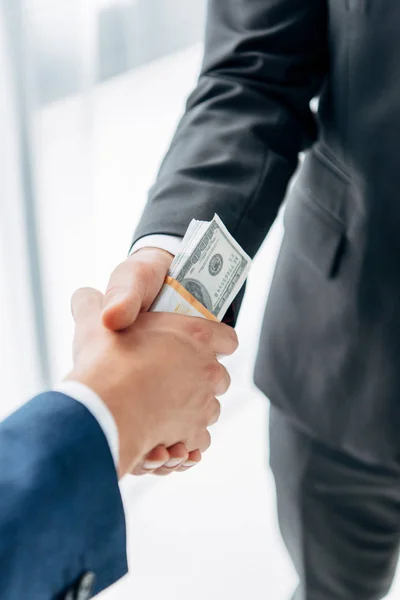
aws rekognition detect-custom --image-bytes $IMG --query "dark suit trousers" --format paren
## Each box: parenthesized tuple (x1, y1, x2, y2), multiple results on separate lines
(269, 406, 400, 600)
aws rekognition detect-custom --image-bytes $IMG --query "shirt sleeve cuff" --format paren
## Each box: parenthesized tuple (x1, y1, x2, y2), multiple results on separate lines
(130, 234, 183, 257)
(53, 381, 119, 469)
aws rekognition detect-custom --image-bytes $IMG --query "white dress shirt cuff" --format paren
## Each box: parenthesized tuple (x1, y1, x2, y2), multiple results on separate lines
(130, 234, 183, 257)
(54, 381, 119, 469)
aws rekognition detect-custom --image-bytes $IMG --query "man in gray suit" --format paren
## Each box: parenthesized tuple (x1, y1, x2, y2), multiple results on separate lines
(102, 1, 400, 598)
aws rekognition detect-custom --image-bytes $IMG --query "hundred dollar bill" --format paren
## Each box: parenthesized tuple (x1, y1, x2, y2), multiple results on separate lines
(150, 215, 251, 321)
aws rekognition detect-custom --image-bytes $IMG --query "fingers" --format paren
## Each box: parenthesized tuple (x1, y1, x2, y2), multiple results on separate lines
(71, 287, 104, 340)
(133, 443, 189, 477)
(155, 435, 209, 475)
(102, 257, 148, 331)
(102, 249, 173, 331)
(71, 287, 104, 321)
(207, 362, 231, 397)
(177, 449, 202, 472)
(195, 429, 211, 454)
(185, 318, 239, 356)
(131, 444, 204, 477)
(134, 312, 239, 357)
(131, 445, 170, 476)
(150, 443, 189, 476)
(207, 398, 221, 426)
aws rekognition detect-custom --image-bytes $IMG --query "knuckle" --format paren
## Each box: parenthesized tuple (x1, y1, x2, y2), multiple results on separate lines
(216, 398, 221, 417)
(221, 324, 239, 351)
(204, 361, 224, 385)
(188, 321, 211, 345)
(205, 321, 239, 354)
(229, 328, 239, 351)
(220, 367, 231, 393)
(208, 399, 221, 425)
(202, 430, 211, 452)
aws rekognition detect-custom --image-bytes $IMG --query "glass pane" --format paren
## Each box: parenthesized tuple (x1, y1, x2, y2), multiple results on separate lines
(21, 0, 206, 382)
(26, 0, 206, 105)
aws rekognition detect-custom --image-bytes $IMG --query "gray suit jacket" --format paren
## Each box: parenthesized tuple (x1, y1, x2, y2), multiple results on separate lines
(134, 0, 400, 463)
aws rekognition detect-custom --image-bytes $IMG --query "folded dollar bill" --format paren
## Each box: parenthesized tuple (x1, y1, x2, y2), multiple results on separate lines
(150, 215, 252, 321)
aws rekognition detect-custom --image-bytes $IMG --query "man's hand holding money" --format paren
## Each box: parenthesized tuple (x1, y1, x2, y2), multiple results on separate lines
(68, 287, 237, 478)
(102, 247, 174, 332)
(101, 246, 196, 475)
(101, 216, 250, 475)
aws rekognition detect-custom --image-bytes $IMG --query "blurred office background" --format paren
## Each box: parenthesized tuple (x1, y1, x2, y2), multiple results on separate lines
(1, 1, 399, 598)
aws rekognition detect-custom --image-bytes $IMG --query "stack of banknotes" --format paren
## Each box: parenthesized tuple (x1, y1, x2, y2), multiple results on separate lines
(150, 215, 252, 321)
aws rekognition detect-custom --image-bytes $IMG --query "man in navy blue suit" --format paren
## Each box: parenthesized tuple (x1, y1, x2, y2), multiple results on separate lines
(0, 281, 237, 600)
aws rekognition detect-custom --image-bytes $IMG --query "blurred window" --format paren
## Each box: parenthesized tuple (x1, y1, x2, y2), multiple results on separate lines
(0, 0, 205, 409)
(27, 0, 206, 105)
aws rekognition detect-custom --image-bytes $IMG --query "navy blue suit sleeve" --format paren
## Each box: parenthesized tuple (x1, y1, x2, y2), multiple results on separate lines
(0, 392, 128, 599)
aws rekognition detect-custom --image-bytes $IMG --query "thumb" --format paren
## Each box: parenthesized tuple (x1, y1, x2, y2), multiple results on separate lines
(102, 250, 172, 331)
(71, 287, 104, 339)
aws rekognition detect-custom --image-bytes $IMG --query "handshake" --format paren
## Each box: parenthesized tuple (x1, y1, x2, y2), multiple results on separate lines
(67, 246, 240, 479)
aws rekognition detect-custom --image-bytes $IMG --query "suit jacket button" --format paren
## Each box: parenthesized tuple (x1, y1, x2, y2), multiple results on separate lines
(76, 571, 96, 600)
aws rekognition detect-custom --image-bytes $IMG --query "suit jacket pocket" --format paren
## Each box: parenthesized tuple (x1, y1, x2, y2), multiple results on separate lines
(284, 179, 347, 280)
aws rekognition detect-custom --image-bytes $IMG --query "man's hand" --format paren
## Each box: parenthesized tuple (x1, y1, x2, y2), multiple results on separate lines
(102, 247, 173, 331)
(67, 287, 238, 478)
(102, 247, 208, 475)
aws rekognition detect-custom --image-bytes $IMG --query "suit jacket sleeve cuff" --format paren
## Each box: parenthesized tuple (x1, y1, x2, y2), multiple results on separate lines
(129, 234, 183, 257)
